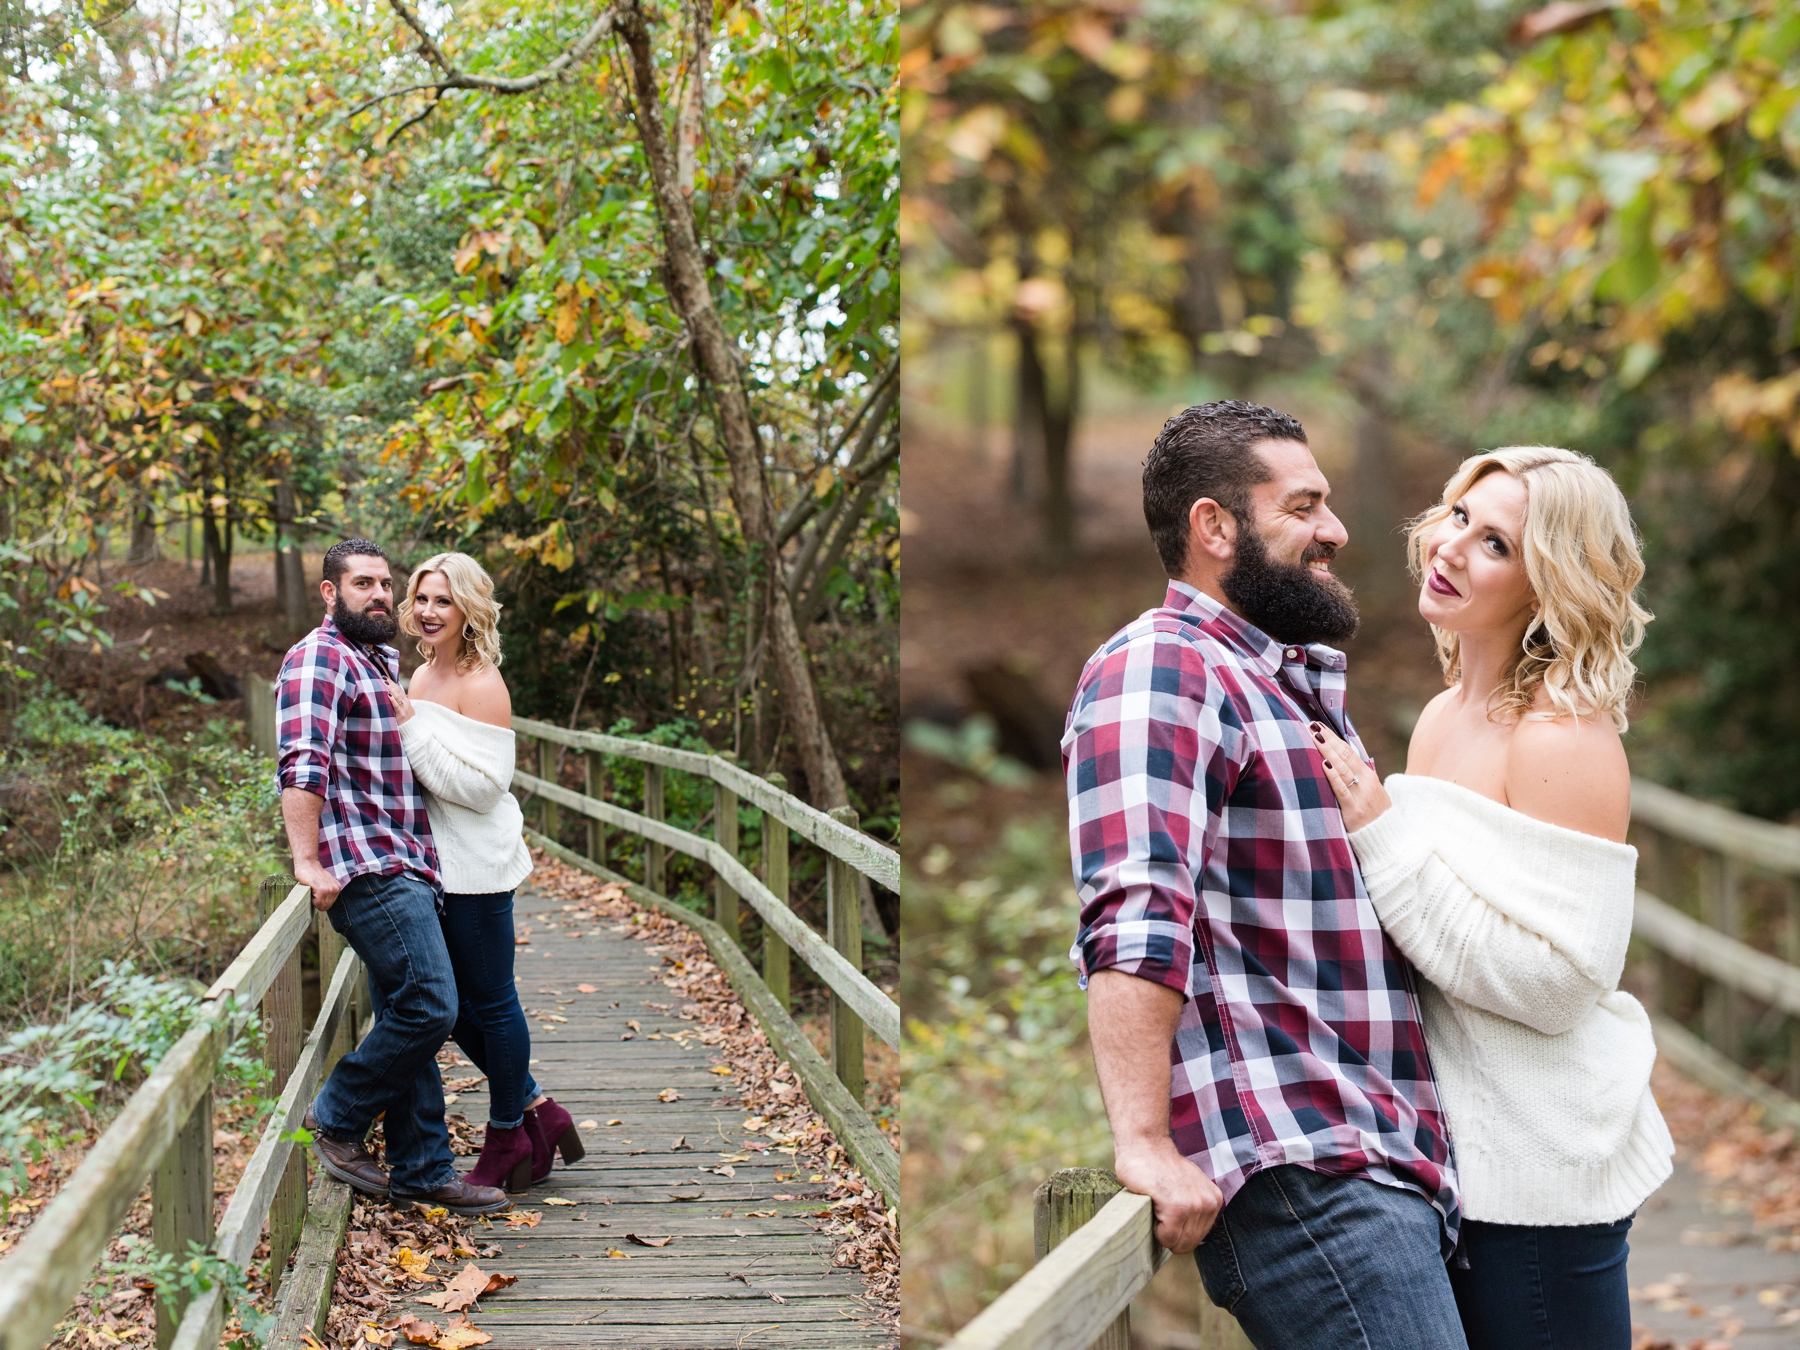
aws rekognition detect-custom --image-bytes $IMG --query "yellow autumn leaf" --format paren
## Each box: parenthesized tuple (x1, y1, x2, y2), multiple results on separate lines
(708, 1065, 733, 1076)
(606, 1248, 631, 1258)
(393, 1246, 431, 1279)
(553, 296, 580, 344)
(657, 1088, 682, 1102)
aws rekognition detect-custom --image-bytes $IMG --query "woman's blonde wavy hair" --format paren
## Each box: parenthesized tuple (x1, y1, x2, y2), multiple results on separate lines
(398, 552, 504, 673)
(1406, 445, 1651, 732)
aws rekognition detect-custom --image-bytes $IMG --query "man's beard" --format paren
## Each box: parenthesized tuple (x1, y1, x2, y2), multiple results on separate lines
(1220, 525, 1360, 647)
(333, 596, 398, 646)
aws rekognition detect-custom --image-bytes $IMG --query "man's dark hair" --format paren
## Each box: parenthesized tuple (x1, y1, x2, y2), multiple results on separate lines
(1142, 401, 1309, 575)
(323, 539, 388, 587)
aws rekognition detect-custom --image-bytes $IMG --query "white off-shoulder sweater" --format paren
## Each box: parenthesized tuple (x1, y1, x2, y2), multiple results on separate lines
(1348, 774, 1672, 1227)
(398, 700, 533, 896)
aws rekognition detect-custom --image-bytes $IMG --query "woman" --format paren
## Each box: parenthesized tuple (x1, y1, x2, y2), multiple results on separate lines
(1313, 446, 1672, 1350)
(385, 551, 585, 1193)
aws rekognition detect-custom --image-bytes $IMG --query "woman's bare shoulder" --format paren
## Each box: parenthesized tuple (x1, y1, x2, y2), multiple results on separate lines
(1504, 708, 1630, 842)
(457, 664, 513, 729)
(1404, 688, 1459, 774)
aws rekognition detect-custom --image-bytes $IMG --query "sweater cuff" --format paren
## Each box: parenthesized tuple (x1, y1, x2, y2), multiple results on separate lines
(1348, 802, 1432, 898)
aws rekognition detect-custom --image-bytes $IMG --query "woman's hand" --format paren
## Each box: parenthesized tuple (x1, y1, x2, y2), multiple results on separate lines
(383, 676, 415, 725)
(1312, 720, 1390, 833)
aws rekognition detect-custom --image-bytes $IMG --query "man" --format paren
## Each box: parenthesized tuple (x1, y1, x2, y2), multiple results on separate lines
(278, 538, 509, 1216)
(1063, 402, 1464, 1348)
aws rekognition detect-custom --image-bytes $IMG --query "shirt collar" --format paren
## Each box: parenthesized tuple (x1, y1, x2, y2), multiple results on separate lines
(1163, 580, 1349, 678)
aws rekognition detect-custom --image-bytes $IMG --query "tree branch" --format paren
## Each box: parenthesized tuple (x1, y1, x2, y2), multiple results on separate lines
(373, 0, 619, 100)
(775, 371, 898, 548)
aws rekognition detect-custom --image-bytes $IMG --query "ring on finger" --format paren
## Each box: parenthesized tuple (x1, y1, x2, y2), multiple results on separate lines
(1347, 775, 1361, 787)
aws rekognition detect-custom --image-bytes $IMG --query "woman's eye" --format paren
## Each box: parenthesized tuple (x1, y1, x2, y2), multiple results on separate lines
(1487, 536, 1507, 556)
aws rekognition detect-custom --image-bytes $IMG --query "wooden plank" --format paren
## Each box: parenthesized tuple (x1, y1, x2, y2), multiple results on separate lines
(515, 775, 899, 1047)
(1633, 777, 1800, 877)
(946, 1190, 1166, 1350)
(202, 883, 311, 1008)
(1652, 1013, 1800, 1133)
(510, 716, 899, 891)
(586, 748, 607, 868)
(152, 1088, 213, 1350)
(1635, 888, 1800, 1016)
(259, 875, 307, 1295)
(266, 1172, 355, 1349)
(644, 763, 666, 896)
(540, 737, 561, 842)
(522, 832, 900, 1210)
(1034, 1170, 1127, 1350)
(762, 775, 791, 1011)
(826, 806, 865, 1105)
(0, 1022, 225, 1350)
(715, 776, 740, 947)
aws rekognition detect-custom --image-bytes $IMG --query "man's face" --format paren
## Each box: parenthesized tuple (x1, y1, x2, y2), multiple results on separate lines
(1219, 439, 1360, 646)
(322, 556, 397, 645)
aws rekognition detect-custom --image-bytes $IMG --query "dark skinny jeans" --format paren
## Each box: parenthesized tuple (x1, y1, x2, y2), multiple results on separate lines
(439, 889, 541, 1129)
(1450, 1215, 1635, 1350)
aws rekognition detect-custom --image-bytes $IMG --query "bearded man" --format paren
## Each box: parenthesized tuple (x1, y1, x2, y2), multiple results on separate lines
(1063, 402, 1466, 1348)
(277, 539, 510, 1216)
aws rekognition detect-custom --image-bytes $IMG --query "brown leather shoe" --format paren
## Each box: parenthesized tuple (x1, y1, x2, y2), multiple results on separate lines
(390, 1175, 512, 1217)
(304, 1109, 389, 1196)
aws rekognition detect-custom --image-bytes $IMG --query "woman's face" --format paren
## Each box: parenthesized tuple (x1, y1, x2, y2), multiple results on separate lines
(1419, 469, 1538, 639)
(412, 572, 467, 659)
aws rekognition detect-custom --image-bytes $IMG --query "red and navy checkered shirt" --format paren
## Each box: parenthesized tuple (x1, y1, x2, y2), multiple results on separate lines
(277, 615, 440, 889)
(1064, 582, 1459, 1247)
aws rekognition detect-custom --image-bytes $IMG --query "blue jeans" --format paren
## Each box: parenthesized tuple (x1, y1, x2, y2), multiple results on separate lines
(440, 890, 540, 1129)
(1197, 1165, 1469, 1350)
(1449, 1216, 1634, 1350)
(310, 869, 458, 1193)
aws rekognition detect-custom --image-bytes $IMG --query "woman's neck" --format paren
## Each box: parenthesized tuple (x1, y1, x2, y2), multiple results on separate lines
(1454, 620, 1532, 715)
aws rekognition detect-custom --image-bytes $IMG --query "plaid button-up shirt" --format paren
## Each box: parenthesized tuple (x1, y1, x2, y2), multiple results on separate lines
(1064, 582, 1459, 1246)
(277, 615, 439, 889)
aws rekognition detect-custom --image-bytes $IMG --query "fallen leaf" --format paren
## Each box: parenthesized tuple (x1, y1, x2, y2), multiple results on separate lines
(671, 1136, 691, 1151)
(768, 1292, 789, 1305)
(627, 1020, 641, 1032)
(668, 1191, 704, 1200)
(541, 1197, 576, 1206)
(417, 1263, 518, 1314)
(576, 983, 599, 993)
(657, 1088, 681, 1103)
(505, 1211, 541, 1229)
(711, 1165, 737, 1177)
(745, 1209, 777, 1218)
(363, 1326, 396, 1347)
(709, 1065, 733, 1076)
(302, 1333, 329, 1350)
(452, 1244, 477, 1259)
(625, 1233, 673, 1247)
(718, 1153, 750, 1163)
(606, 1248, 631, 1259)
(580, 1119, 599, 1129)
(393, 1247, 431, 1280)
(606, 1119, 623, 1127)
(433, 1316, 492, 1349)
(395, 1315, 440, 1345)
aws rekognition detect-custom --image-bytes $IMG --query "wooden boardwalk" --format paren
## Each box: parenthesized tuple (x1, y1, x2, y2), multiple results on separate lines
(435, 887, 891, 1348)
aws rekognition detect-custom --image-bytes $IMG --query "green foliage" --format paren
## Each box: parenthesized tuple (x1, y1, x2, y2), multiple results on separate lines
(103, 1237, 272, 1349)
(0, 963, 265, 1196)
(901, 818, 1111, 1336)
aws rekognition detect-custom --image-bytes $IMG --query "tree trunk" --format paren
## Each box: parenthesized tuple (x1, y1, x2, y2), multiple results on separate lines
(203, 505, 233, 616)
(1014, 315, 1078, 566)
(274, 478, 309, 638)
(126, 493, 158, 566)
(620, 1, 848, 810)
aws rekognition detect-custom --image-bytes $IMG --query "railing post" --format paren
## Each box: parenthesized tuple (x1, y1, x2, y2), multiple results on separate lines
(762, 774, 791, 1011)
(714, 757, 740, 947)
(827, 805, 865, 1105)
(538, 738, 560, 844)
(1035, 1169, 1129, 1350)
(644, 762, 666, 895)
(585, 748, 606, 868)
(1784, 876, 1800, 1096)
(259, 876, 306, 1294)
(152, 1086, 213, 1350)
(317, 909, 352, 1072)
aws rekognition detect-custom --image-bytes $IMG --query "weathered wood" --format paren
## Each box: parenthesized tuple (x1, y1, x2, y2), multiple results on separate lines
(644, 762, 666, 896)
(522, 830, 900, 1209)
(247, 676, 279, 761)
(168, 947, 364, 1350)
(259, 876, 307, 1294)
(948, 1186, 1167, 1350)
(585, 748, 607, 868)
(317, 909, 352, 1073)
(763, 774, 791, 1011)
(152, 1087, 213, 1350)
(1634, 888, 1800, 1017)
(1652, 1013, 1800, 1133)
(513, 771, 899, 1047)
(1034, 1171, 1130, 1350)
(1632, 777, 1800, 877)
(714, 775, 740, 947)
(203, 882, 310, 1009)
(827, 805, 865, 1107)
(510, 715, 899, 892)
(266, 1171, 354, 1349)
(0, 1021, 225, 1350)
(539, 737, 560, 842)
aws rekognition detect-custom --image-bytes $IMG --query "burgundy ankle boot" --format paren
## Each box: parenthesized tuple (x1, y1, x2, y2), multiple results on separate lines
(523, 1097, 586, 1184)
(465, 1123, 535, 1194)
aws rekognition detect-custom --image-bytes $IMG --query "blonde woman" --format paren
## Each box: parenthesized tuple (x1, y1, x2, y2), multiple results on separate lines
(1313, 447, 1672, 1350)
(384, 552, 584, 1193)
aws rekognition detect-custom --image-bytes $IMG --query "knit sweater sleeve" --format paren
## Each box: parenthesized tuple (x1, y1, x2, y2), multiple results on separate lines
(399, 715, 507, 813)
(1347, 804, 1610, 1037)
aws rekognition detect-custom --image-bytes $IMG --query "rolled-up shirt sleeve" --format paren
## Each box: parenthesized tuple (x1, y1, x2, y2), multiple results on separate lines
(1064, 630, 1240, 995)
(277, 641, 344, 796)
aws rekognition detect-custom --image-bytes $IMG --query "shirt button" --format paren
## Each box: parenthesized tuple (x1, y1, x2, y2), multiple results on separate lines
(1285, 647, 1302, 661)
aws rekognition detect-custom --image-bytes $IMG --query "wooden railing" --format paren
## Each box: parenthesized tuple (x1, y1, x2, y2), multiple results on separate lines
(944, 779, 1800, 1349)
(509, 715, 900, 1203)
(0, 876, 370, 1350)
